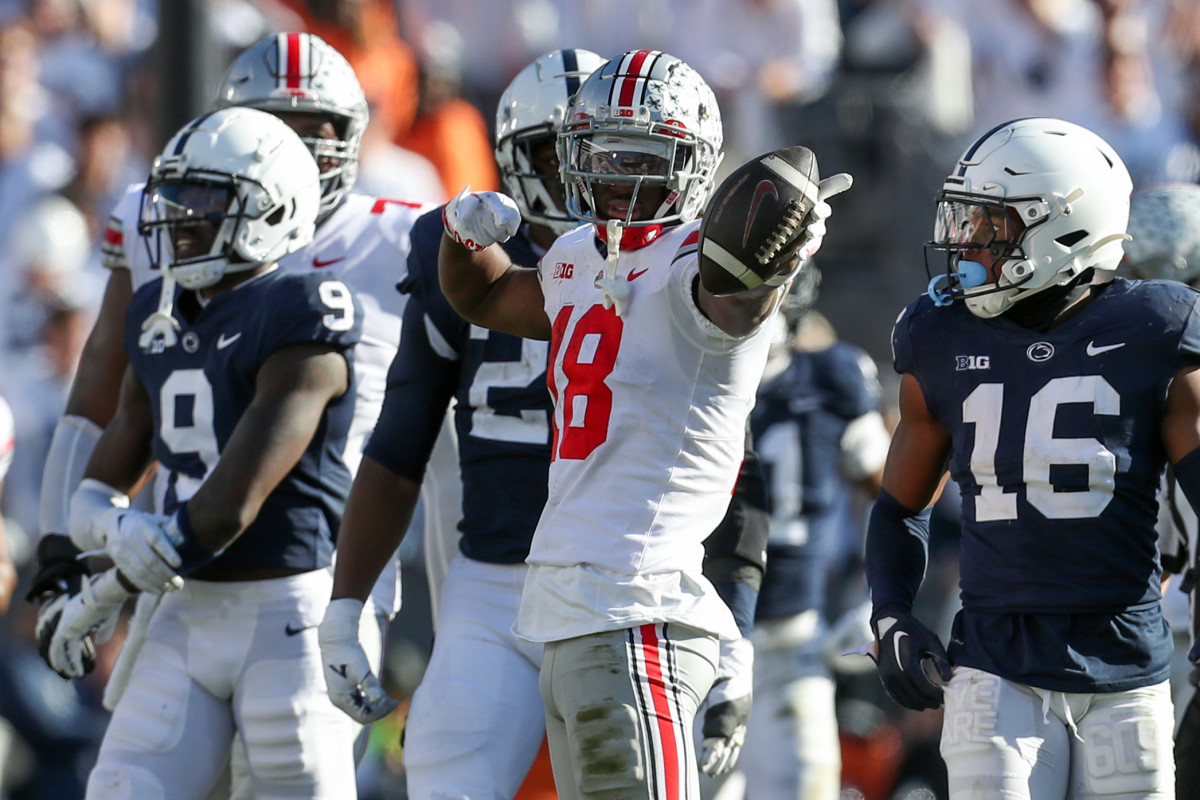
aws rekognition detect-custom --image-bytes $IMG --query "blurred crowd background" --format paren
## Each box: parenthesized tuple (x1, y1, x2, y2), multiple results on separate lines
(0, 1, 1199, 799)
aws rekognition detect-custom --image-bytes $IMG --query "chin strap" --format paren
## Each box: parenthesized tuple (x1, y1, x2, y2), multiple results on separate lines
(594, 219, 631, 317)
(137, 271, 180, 349)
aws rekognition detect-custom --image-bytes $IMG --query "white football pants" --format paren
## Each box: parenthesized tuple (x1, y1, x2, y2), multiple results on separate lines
(403, 555, 545, 799)
(86, 570, 358, 800)
(941, 666, 1175, 800)
(738, 612, 841, 800)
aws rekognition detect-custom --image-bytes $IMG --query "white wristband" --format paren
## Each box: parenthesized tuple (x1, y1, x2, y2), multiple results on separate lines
(68, 478, 130, 551)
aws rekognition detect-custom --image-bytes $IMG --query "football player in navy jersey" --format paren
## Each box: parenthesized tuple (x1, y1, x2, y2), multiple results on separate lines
(865, 117, 1200, 799)
(28, 33, 433, 691)
(317, 49, 773, 798)
(738, 264, 890, 800)
(39, 108, 365, 799)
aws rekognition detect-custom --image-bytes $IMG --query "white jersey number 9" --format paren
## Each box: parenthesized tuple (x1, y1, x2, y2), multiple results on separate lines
(319, 280, 355, 332)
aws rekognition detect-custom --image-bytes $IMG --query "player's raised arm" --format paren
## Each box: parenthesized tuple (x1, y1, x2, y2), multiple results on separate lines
(696, 147, 851, 336)
(438, 189, 552, 340)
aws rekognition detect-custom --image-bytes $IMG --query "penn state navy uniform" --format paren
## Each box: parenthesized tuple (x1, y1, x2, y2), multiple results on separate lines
(362, 208, 554, 797)
(124, 268, 362, 571)
(894, 277, 1200, 692)
(753, 342, 881, 621)
(366, 208, 550, 564)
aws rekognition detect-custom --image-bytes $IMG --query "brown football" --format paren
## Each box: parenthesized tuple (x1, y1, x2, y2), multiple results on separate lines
(698, 145, 820, 296)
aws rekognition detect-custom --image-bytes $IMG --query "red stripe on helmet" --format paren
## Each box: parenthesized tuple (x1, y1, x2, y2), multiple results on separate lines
(618, 50, 653, 107)
(285, 32, 302, 89)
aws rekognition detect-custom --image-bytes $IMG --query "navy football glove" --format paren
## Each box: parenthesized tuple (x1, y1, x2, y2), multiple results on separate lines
(871, 611, 952, 711)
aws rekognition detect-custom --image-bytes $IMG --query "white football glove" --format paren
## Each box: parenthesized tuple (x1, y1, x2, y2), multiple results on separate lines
(103, 508, 185, 594)
(699, 636, 754, 777)
(318, 598, 398, 724)
(442, 187, 521, 251)
(39, 570, 130, 679)
(798, 172, 853, 261)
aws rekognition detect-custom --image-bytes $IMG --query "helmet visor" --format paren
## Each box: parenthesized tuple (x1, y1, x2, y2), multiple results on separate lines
(574, 135, 674, 182)
(141, 179, 236, 267)
(932, 196, 1024, 251)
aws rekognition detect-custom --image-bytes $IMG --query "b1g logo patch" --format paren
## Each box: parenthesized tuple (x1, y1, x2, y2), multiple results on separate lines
(956, 355, 990, 371)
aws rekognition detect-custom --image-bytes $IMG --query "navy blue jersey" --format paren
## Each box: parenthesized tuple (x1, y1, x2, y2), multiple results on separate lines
(365, 209, 550, 564)
(125, 269, 362, 571)
(753, 342, 880, 621)
(894, 277, 1200, 691)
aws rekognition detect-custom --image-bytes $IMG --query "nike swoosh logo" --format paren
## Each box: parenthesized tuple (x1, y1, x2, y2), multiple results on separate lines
(628, 268, 649, 281)
(892, 630, 908, 668)
(312, 255, 345, 268)
(285, 623, 312, 636)
(330, 663, 349, 678)
(216, 332, 242, 350)
(1086, 341, 1125, 356)
(743, 179, 779, 249)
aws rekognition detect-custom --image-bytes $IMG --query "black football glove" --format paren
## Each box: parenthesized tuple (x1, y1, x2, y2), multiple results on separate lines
(871, 611, 952, 711)
(28, 534, 96, 675)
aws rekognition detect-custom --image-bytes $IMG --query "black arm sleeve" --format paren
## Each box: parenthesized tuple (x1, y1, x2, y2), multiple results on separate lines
(703, 421, 769, 635)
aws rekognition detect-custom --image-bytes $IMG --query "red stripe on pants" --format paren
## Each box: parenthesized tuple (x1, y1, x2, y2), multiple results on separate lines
(638, 624, 680, 800)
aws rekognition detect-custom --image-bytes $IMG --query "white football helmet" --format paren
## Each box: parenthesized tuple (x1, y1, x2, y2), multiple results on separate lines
(495, 48, 606, 236)
(925, 118, 1133, 318)
(558, 50, 724, 228)
(214, 32, 368, 218)
(1121, 183, 1200, 285)
(138, 107, 320, 290)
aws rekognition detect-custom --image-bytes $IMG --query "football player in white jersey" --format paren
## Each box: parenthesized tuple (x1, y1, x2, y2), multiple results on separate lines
(317, 48, 607, 800)
(42, 106, 363, 799)
(438, 50, 848, 799)
(30, 32, 439, 687)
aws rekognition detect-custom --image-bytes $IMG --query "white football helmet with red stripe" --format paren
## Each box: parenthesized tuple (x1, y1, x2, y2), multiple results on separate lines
(559, 50, 723, 228)
(495, 48, 606, 236)
(214, 32, 367, 218)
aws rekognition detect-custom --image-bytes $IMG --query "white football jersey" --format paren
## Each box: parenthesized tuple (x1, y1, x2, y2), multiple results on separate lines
(103, 186, 441, 615)
(515, 222, 774, 643)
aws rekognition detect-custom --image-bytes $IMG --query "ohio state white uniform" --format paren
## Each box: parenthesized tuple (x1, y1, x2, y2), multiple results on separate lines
(516, 221, 774, 800)
(516, 220, 771, 643)
(102, 185, 451, 618)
